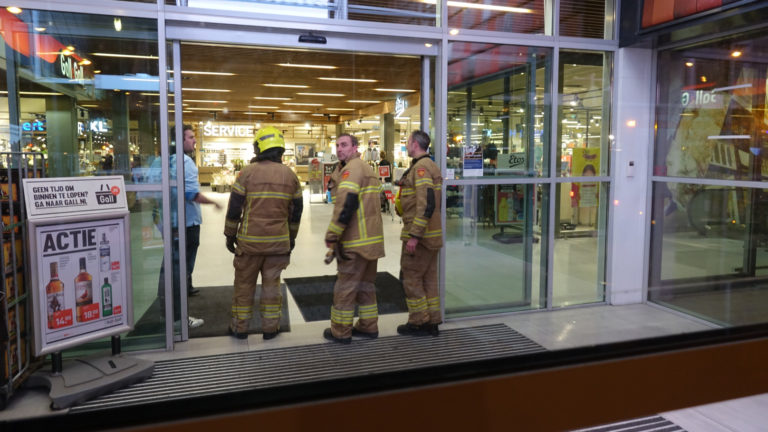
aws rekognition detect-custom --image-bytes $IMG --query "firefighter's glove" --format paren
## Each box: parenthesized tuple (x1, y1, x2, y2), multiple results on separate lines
(226, 235, 237, 253)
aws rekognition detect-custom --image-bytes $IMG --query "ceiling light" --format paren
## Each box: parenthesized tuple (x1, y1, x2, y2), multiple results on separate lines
(311, 113, 325, 116)
(254, 96, 291, 100)
(731, 50, 742, 58)
(297, 92, 345, 97)
(94, 70, 102, 74)
(449, 28, 460, 36)
(6, 6, 22, 14)
(244, 112, 267, 115)
(263, 83, 309, 88)
(276, 110, 310, 113)
(446, 0, 531, 13)
(374, 88, 416, 92)
(685, 61, 694, 67)
(186, 107, 225, 111)
(248, 105, 278, 109)
(13, 91, 64, 96)
(114, 17, 122, 32)
(140, 93, 160, 96)
(61, 49, 73, 56)
(326, 108, 354, 111)
(34, 27, 46, 32)
(277, 63, 337, 69)
(185, 99, 227, 103)
(283, 102, 323, 106)
(183, 88, 231, 92)
(78, 59, 92, 66)
(319, 77, 378, 83)
(425, 43, 433, 48)
(176, 70, 236, 76)
(347, 100, 380, 103)
(92, 52, 159, 59)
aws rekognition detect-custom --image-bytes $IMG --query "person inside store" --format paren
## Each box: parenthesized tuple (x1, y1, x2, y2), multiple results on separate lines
(394, 130, 443, 337)
(363, 139, 379, 167)
(223, 126, 303, 340)
(378, 151, 392, 213)
(150, 124, 222, 329)
(323, 133, 385, 344)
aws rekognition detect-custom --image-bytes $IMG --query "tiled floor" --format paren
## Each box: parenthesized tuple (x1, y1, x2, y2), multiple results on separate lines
(3, 187, 768, 427)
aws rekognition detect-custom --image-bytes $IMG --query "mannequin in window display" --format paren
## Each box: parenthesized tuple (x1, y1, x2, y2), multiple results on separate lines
(395, 130, 443, 337)
(323, 133, 385, 344)
(224, 127, 303, 340)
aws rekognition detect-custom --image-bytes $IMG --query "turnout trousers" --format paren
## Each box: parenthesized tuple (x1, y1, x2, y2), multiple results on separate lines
(231, 253, 290, 334)
(401, 242, 441, 325)
(330, 253, 379, 339)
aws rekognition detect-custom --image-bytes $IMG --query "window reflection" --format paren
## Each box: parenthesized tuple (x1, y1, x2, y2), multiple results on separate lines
(445, 183, 547, 316)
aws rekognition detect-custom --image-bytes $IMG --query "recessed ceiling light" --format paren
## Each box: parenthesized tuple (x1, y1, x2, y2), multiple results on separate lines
(186, 107, 226, 111)
(6, 6, 22, 14)
(263, 83, 309, 88)
(731, 50, 742, 58)
(347, 100, 381, 103)
(276, 110, 311, 113)
(92, 52, 159, 59)
(34, 27, 46, 32)
(374, 88, 416, 92)
(248, 105, 278, 109)
(183, 88, 231, 92)
(254, 96, 291, 100)
(277, 63, 337, 69)
(449, 28, 460, 36)
(685, 61, 694, 67)
(283, 102, 323, 106)
(297, 92, 345, 97)
(184, 99, 227, 103)
(319, 77, 378, 83)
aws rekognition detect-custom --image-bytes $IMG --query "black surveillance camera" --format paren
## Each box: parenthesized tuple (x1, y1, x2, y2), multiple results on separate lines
(299, 33, 327, 44)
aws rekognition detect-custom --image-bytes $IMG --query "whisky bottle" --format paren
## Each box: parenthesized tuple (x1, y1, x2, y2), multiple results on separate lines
(46, 261, 65, 329)
(99, 233, 111, 273)
(75, 257, 93, 322)
(101, 277, 112, 317)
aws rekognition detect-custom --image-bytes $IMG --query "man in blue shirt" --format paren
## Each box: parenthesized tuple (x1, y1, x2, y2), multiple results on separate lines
(152, 124, 221, 328)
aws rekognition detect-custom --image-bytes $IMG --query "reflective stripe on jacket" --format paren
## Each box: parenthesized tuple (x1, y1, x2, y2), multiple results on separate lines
(325, 155, 385, 260)
(399, 155, 443, 249)
(224, 160, 302, 255)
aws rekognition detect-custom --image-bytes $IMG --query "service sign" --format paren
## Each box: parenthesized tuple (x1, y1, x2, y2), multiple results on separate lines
(23, 176, 128, 219)
(34, 219, 128, 349)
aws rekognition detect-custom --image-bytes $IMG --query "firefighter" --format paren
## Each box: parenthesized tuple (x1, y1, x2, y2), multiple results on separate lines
(323, 133, 385, 344)
(224, 126, 303, 340)
(395, 130, 443, 336)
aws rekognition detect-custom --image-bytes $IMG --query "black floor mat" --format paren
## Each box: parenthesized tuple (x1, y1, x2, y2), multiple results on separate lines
(284, 272, 407, 322)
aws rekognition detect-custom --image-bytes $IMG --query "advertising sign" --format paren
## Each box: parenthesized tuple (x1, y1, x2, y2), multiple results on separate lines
(463, 145, 483, 177)
(495, 184, 525, 225)
(23, 176, 132, 356)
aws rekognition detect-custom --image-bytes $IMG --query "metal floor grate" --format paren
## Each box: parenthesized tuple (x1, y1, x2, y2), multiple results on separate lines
(71, 324, 544, 412)
(572, 415, 687, 432)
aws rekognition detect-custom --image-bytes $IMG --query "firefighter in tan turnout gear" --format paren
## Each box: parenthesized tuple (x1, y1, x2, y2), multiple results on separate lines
(396, 130, 443, 337)
(323, 133, 385, 344)
(224, 126, 303, 340)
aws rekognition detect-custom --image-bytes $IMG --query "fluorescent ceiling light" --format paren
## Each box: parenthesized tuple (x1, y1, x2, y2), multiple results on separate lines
(311, 113, 325, 116)
(186, 107, 225, 111)
(426, 0, 533, 14)
(182, 70, 235, 76)
(297, 92, 345, 97)
(185, 99, 227, 103)
(347, 100, 380, 103)
(248, 105, 278, 109)
(92, 52, 159, 59)
(254, 96, 291, 100)
(361, 120, 379, 124)
(283, 102, 323, 106)
(0, 91, 64, 96)
(374, 88, 416, 92)
(277, 63, 337, 69)
(276, 110, 310, 113)
(183, 88, 231, 92)
(326, 108, 355, 111)
(319, 77, 378, 83)
(244, 112, 267, 115)
(263, 84, 309, 88)
(81, 104, 99, 108)
(140, 92, 160, 96)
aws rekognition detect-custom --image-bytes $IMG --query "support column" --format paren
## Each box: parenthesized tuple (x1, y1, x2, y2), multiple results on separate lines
(46, 96, 78, 177)
(381, 113, 395, 160)
(112, 92, 131, 177)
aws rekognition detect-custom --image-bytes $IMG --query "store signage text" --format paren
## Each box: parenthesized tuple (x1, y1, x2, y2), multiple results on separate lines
(203, 124, 255, 138)
(59, 52, 84, 80)
(78, 120, 109, 135)
(22, 120, 46, 132)
(395, 97, 407, 118)
(681, 90, 720, 108)
(42, 228, 96, 253)
(31, 184, 88, 209)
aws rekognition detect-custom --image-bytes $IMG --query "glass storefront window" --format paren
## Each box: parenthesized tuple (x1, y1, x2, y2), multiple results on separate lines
(552, 181, 608, 307)
(446, 42, 552, 180)
(557, 50, 612, 178)
(649, 183, 768, 326)
(559, 0, 613, 39)
(655, 32, 768, 182)
(445, 183, 548, 317)
(448, 0, 547, 34)
(0, 9, 161, 184)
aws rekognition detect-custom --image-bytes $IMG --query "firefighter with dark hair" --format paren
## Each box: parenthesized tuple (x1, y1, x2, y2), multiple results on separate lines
(323, 133, 385, 344)
(395, 130, 443, 336)
(224, 126, 303, 340)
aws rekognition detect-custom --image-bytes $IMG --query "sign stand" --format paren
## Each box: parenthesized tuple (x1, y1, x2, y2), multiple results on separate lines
(21, 176, 153, 409)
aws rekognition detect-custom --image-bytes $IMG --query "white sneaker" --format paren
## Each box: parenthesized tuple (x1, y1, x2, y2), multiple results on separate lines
(188, 316, 204, 329)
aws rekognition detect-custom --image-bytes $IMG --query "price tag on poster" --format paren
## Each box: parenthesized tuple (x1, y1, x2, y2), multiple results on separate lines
(23, 176, 133, 356)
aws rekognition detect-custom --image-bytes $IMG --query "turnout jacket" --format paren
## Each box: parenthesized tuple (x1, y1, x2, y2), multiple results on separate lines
(325, 154, 385, 260)
(398, 155, 443, 250)
(224, 160, 303, 255)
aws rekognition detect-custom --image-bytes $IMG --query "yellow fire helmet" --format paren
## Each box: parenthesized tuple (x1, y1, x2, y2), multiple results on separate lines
(254, 126, 285, 153)
(395, 188, 403, 216)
